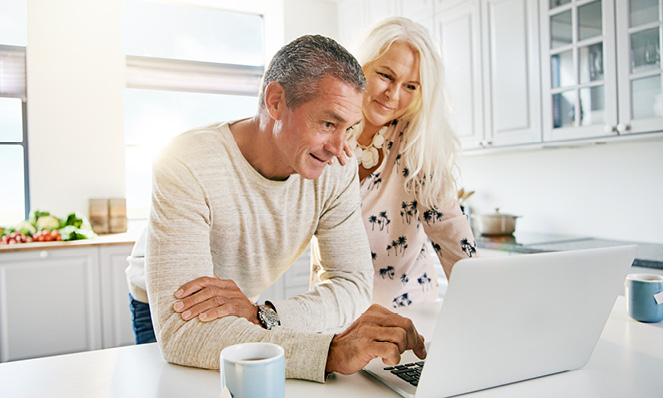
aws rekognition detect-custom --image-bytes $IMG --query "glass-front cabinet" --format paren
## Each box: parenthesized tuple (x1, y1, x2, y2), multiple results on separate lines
(616, 0, 663, 134)
(541, 0, 663, 142)
(541, 0, 618, 141)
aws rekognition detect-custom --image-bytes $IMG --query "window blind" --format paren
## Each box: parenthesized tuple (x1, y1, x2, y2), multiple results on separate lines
(0, 45, 26, 99)
(126, 55, 264, 96)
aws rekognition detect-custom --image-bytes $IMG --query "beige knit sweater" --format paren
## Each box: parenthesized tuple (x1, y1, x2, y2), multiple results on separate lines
(145, 121, 373, 382)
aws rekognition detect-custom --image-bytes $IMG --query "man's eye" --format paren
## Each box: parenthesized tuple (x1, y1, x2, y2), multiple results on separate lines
(324, 122, 335, 129)
(377, 72, 391, 80)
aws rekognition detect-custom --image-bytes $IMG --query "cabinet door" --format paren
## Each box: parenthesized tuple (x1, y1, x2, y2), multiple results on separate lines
(540, 0, 619, 141)
(616, 0, 663, 134)
(99, 244, 135, 348)
(482, 0, 542, 146)
(257, 246, 311, 303)
(283, 249, 311, 299)
(337, 0, 367, 51)
(366, 0, 401, 27)
(0, 248, 102, 362)
(435, 0, 485, 149)
(405, 0, 436, 18)
(401, 0, 435, 35)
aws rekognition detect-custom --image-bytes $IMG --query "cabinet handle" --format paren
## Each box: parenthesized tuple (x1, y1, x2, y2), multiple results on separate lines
(604, 125, 616, 134)
(480, 140, 493, 147)
(39, 250, 49, 259)
(616, 124, 630, 134)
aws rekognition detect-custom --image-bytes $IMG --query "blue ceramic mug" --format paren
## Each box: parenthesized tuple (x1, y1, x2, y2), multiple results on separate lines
(220, 342, 285, 398)
(625, 274, 663, 323)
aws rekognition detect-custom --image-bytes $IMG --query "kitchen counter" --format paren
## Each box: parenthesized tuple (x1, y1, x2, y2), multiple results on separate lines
(0, 221, 144, 253)
(477, 231, 663, 270)
(0, 296, 661, 397)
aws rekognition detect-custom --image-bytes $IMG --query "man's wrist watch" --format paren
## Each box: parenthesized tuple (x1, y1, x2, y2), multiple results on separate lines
(257, 304, 280, 330)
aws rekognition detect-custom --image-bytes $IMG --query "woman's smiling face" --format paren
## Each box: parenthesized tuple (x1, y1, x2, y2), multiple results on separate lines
(362, 41, 421, 130)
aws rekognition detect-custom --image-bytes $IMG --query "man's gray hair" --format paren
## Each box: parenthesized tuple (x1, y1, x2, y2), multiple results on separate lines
(259, 35, 366, 110)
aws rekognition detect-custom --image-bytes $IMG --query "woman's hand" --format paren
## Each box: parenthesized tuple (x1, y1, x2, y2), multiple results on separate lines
(328, 139, 354, 166)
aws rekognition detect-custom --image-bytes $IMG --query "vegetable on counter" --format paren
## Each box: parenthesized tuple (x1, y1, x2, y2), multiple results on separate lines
(0, 210, 97, 245)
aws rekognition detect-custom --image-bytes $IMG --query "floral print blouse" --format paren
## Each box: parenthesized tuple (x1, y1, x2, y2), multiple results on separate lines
(360, 120, 478, 309)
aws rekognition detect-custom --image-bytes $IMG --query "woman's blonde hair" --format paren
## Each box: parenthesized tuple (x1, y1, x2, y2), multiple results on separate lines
(356, 17, 460, 208)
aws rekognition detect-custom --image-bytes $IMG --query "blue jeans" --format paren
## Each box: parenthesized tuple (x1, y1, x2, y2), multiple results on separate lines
(129, 294, 157, 344)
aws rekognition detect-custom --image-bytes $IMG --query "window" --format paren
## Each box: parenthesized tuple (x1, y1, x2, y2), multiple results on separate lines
(0, 0, 28, 225)
(123, 0, 265, 219)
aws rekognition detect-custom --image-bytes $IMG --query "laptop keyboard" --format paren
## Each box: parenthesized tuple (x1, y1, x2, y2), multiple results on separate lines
(384, 361, 425, 386)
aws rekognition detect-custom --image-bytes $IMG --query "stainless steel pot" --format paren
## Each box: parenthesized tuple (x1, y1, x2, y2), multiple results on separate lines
(472, 208, 520, 236)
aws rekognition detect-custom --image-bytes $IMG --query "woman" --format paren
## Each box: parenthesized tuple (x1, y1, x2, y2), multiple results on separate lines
(340, 17, 477, 308)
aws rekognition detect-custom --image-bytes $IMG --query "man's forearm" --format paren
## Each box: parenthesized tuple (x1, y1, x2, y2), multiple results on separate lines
(155, 304, 335, 382)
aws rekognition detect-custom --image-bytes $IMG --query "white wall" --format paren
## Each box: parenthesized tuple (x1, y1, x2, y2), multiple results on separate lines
(458, 139, 663, 244)
(27, 0, 126, 218)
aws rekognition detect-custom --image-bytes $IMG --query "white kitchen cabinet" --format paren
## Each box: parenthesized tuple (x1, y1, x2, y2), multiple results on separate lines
(258, 245, 311, 302)
(99, 244, 135, 348)
(540, 0, 662, 142)
(0, 243, 134, 363)
(435, 0, 541, 149)
(0, 247, 102, 362)
(337, 0, 367, 50)
(480, 0, 542, 147)
(401, 0, 436, 36)
(435, 0, 485, 149)
(338, 0, 662, 152)
(615, 0, 663, 135)
(337, 0, 403, 52)
(366, 0, 402, 29)
(540, 0, 618, 141)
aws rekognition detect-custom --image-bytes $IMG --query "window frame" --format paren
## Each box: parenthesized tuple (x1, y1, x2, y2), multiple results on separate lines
(122, 3, 267, 220)
(0, 44, 30, 221)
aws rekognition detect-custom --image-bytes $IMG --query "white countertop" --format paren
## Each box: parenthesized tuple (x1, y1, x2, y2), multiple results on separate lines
(0, 296, 661, 398)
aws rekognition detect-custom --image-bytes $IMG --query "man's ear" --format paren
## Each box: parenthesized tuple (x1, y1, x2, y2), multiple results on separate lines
(264, 81, 287, 121)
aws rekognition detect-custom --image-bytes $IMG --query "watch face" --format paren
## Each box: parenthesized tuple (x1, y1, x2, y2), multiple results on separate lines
(259, 305, 280, 329)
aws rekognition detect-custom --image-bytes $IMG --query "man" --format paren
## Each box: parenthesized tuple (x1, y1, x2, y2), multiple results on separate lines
(142, 35, 426, 383)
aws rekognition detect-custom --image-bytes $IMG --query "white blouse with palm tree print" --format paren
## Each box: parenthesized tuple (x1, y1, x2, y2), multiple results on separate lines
(360, 120, 478, 308)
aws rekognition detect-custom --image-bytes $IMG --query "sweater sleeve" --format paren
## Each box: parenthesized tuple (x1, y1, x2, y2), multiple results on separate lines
(418, 199, 479, 279)
(270, 160, 374, 334)
(146, 153, 334, 383)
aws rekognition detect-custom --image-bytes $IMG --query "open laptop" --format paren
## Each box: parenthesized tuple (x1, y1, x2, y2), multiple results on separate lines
(363, 245, 637, 397)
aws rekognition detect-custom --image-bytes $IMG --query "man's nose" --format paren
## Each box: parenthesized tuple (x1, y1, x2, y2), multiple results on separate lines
(325, 130, 346, 157)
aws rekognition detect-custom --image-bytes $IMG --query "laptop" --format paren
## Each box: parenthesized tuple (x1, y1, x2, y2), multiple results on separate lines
(363, 245, 637, 397)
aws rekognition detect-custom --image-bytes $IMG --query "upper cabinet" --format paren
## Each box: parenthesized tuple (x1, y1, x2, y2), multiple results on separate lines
(402, 0, 436, 34)
(541, 0, 663, 141)
(435, 0, 541, 149)
(337, 0, 402, 51)
(338, 0, 542, 150)
(337, 0, 663, 152)
(481, 0, 542, 148)
(434, 0, 485, 149)
(616, 0, 663, 135)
